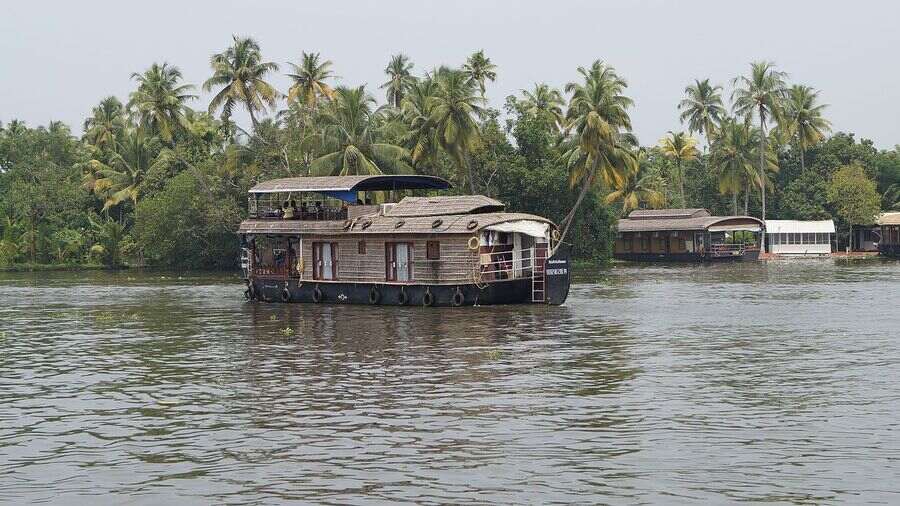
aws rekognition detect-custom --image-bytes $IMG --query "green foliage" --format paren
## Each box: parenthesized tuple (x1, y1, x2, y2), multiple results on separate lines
(827, 164, 881, 229)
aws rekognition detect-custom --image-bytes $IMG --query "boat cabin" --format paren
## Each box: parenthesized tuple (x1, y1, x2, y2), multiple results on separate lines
(765, 220, 835, 256)
(237, 175, 570, 306)
(614, 209, 764, 262)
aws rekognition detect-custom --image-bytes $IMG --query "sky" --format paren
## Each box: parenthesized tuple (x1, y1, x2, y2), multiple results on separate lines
(2, 0, 899, 148)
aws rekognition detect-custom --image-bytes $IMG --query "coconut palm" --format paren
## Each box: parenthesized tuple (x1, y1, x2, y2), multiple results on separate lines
(381, 53, 415, 108)
(86, 129, 173, 211)
(605, 150, 666, 212)
(711, 118, 757, 214)
(462, 50, 497, 99)
(204, 36, 280, 129)
(83, 96, 126, 151)
(519, 83, 565, 132)
(399, 75, 440, 171)
(678, 78, 725, 145)
(128, 63, 196, 142)
(306, 86, 413, 177)
(428, 67, 485, 192)
(658, 131, 700, 207)
(732, 61, 787, 232)
(783, 85, 831, 171)
(558, 60, 637, 243)
(286, 51, 336, 108)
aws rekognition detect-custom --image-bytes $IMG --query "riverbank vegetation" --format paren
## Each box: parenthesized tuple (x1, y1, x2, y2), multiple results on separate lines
(2, 37, 899, 269)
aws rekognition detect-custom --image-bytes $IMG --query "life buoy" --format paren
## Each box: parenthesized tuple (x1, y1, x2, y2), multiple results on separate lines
(342, 220, 353, 230)
(431, 219, 443, 229)
(467, 236, 480, 250)
(422, 288, 434, 307)
(281, 287, 291, 302)
(466, 219, 478, 230)
(451, 288, 464, 307)
(398, 287, 409, 305)
(369, 286, 381, 304)
(312, 285, 323, 303)
(361, 220, 372, 230)
(394, 220, 405, 229)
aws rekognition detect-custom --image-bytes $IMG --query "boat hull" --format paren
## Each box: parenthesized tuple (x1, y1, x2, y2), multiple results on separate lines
(248, 277, 550, 307)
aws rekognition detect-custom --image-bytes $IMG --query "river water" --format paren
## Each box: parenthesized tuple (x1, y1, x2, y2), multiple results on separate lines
(1, 259, 899, 504)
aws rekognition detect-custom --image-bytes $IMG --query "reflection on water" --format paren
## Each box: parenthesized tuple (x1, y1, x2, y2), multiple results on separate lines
(1, 260, 899, 504)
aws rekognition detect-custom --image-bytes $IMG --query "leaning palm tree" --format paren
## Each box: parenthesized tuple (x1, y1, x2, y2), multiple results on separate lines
(783, 85, 831, 171)
(605, 150, 666, 212)
(128, 63, 196, 143)
(306, 86, 413, 177)
(381, 53, 415, 108)
(83, 96, 126, 151)
(519, 83, 566, 132)
(428, 67, 485, 192)
(558, 60, 637, 243)
(732, 61, 787, 234)
(658, 131, 700, 207)
(286, 51, 336, 108)
(204, 36, 280, 129)
(86, 128, 173, 211)
(462, 50, 497, 99)
(678, 78, 725, 145)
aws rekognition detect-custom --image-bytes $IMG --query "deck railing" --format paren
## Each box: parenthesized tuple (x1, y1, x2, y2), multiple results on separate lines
(708, 242, 747, 257)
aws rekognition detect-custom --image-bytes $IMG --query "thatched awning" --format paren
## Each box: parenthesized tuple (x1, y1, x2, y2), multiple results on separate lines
(248, 175, 451, 194)
(618, 209, 764, 233)
(385, 195, 505, 217)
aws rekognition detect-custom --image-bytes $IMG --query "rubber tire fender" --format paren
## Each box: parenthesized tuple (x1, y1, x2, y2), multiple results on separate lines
(312, 285, 323, 303)
(451, 287, 464, 307)
(281, 287, 291, 302)
(422, 288, 435, 307)
(398, 287, 409, 305)
(369, 286, 381, 305)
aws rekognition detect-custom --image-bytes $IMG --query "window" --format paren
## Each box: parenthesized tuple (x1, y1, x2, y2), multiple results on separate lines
(358, 240, 366, 255)
(641, 236, 650, 252)
(622, 236, 632, 252)
(385, 242, 412, 282)
(426, 240, 441, 260)
(312, 242, 337, 280)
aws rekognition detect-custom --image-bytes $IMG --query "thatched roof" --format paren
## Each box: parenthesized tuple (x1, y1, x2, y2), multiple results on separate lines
(248, 175, 451, 194)
(238, 212, 553, 236)
(618, 209, 764, 233)
(385, 195, 505, 217)
(878, 212, 900, 226)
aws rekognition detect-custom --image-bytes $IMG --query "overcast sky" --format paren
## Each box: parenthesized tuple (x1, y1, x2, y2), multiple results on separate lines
(2, 0, 899, 148)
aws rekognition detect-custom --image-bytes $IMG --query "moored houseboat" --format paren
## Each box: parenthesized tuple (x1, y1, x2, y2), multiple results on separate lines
(237, 175, 570, 306)
(878, 212, 900, 258)
(613, 209, 765, 262)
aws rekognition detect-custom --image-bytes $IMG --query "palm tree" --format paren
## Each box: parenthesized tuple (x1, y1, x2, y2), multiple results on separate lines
(128, 63, 196, 143)
(85, 128, 173, 211)
(462, 50, 497, 99)
(381, 53, 414, 108)
(558, 60, 637, 243)
(678, 79, 725, 145)
(306, 86, 413, 177)
(429, 67, 485, 192)
(732, 61, 787, 237)
(658, 131, 700, 207)
(204, 36, 280, 129)
(783, 85, 831, 171)
(286, 51, 336, 108)
(711, 118, 758, 214)
(519, 83, 565, 132)
(400, 75, 440, 171)
(83, 96, 126, 151)
(605, 150, 666, 212)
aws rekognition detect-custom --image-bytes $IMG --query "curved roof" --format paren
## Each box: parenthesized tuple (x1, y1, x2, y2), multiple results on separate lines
(618, 213, 765, 233)
(249, 175, 451, 194)
(628, 208, 711, 219)
(238, 212, 554, 236)
(385, 195, 505, 217)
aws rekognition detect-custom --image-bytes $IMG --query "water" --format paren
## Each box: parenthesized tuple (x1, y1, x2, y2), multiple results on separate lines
(1, 260, 899, 504)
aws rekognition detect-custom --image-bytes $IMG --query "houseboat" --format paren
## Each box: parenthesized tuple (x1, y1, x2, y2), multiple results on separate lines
(614, 208, 765, 262)
(765, 220, 835, 257)
(879, 212, 900, 258)
(237, 175, 570, 306)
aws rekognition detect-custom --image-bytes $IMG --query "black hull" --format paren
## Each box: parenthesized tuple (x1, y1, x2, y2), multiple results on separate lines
(249, 278, 545, 307)
(880, 245, 900, 258)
